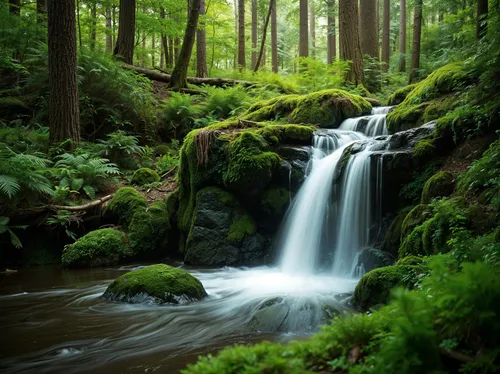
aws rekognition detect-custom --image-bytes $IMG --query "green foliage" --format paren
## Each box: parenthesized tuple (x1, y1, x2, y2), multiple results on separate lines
(0, 216, 26, 248)
(400, 165, 437, 203)
(0, 125, 49, 153)
(52, 153, 120, 200)
(61, 228, 129, 268)
(45, 210, 81, 241)
(98, 130, 145, 170)
(131, 168, 160, 186)
(103, 264, 207, 304)
(201, 85, 252, 120)
(105, 187, 147, 228)
(161, 92, 200, 140)
(421, 171, 455, 204)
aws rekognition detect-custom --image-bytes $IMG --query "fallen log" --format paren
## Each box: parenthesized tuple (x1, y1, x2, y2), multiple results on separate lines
(123, 64, 256, 88)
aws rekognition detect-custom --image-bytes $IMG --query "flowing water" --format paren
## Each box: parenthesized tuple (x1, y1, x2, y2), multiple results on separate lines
(0, 107, 392, 373)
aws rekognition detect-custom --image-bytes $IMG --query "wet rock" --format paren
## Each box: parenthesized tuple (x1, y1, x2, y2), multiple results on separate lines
(248, 300, 290, 332)
(355, 247, 394, 273)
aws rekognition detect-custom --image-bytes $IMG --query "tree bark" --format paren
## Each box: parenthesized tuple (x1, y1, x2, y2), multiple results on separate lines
(160, 8, 169, 69)
(254, 0, 274, 72)
(169, 0, 201, 89)
(339, 0, 365, 85)
(299, 0, 308, 58)
(114, 0, 136, 65)
(36, 0, 46, 23)
(271, 0, 278, 72)
(152, 33, 156, 67)
(360, 0, 379, 59)
(310, 0, 316, 58)
(238, 0, 246, 69)
(398, 0, 406, 72)
(251, 0, 258, 69)
(409, 0, 422, 83)
(48, 0, 80, 147)
(197, 0, 208, 77)
(168, 37, 175, 67)
(106, 7, 113, 52)
(8, 0, 20, 16)
(476, 0, 488, 40)
(382, 0, 390, 70)
(327, 0, 336, 64)
(90, 1, 97, 50)
(112, 6, 116, 47)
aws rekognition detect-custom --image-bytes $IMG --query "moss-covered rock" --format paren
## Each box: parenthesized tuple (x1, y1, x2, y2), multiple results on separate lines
(260, 186, 289, 217)
(102, 264, 207, 304)
(387, 84, 418, 106)
(0, 96, 30, 120)
(386, 63, 468, 133)
(396, 255, 425, 266)
(241, 89, 372, 127)
(421, 171, 455, 204)
(400, 204, 431, 241)
(105, 187, 147, 228)
(381, 207, 413, 256)
(62, 228, 129, 268)
(131, 168, 160, 186)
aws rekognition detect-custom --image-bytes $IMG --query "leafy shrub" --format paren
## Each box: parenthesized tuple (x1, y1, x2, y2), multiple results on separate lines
(98, 130, 145, 170)
(201, 85, 252, 120)
(161, 92, 200, 140)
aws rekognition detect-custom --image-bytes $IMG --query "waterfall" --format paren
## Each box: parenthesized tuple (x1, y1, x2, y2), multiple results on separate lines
(279, 107, 390, 277)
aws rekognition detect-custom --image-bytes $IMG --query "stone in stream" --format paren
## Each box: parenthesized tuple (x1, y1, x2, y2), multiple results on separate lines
(102, 264, 207, 304)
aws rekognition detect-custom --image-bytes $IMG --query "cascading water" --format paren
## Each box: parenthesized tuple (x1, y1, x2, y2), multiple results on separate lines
(339, 106, 392, 137)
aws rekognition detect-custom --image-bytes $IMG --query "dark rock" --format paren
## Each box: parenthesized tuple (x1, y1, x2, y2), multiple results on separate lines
(355, 247, 394, 273)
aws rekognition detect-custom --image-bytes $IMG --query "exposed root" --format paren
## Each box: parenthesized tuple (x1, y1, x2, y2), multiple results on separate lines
(195, 130, 221, 165)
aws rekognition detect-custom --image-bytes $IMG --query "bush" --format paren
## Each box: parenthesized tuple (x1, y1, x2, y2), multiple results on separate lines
(98, 130, 145, 170)
(61, 228, 129, 268)
(161, 92, 200, 140)
(131, 168, 160, 186)
(201, 85, 252, 120)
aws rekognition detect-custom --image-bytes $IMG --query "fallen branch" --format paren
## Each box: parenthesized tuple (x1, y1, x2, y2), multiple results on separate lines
(50, 194, 115, 212)
(123, 64, 256, 88)
(439, 348, 474, 364)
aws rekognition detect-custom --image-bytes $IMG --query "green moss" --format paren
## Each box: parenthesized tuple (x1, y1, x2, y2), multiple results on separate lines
(131, 168, 160, 186)
(0, 97, 29, 119)
(413, 138, 436, 159)
(396, 255, 425, 266)
(387, 83, 418, 106)
(154, 144, 172, 155)
(421, 171, 455, 204)
(352, 265, 418, 311)
(422, 96, 458, 123)
(382, 207, 413, 256)
(399, 225, 426, 257)
(260, 186, 289, 216)
(128, 202, 170, 256)
(386, 63, 468, 133)
(401, 204, 431, 241)
(105, 187, 147, 228)
(228, 214, 257, 242)
(62, 228, 129, 268)
(103, 264, 207, 304)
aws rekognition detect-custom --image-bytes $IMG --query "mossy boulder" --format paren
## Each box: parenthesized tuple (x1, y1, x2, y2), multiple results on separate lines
(352, 264, 423, 311)
(386, 63, 468, 133)
(62, 228, 129, 268)
(184, 187, 267, 266)
(131, 168, 160, 186)
(241, 89, 372, 127)
(105, 187, 147, 228)
(401, 204, 431, 241)
(102, 264, 207, 304)
(381, 208, 413, 256)
(260, 186, 289, 217)
(387, 84, 418, 106)
(421, 171, 455, 204)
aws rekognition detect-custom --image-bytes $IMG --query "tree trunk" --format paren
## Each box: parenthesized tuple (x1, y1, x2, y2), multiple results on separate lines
(168, 37, 175, 67)
(299, 0, 308, 58)
(174, 38, 180, 60)
(9, 0, 20, 16)
(359, 0, 379, 59)
(112, 6, 116, 47)
(197, 0, 208, 77)
(90, 2, 97, 50)
(327, 0, 336, 64)
(36, 0, 46, 23)
(271, 0, 278, 72)
(339, 0, 365, 85)
(114, 0, 136, 64)
(476, 0, 488, 40)
(152, 33, 156, 67)
(141, 30, 146, 66)
(76, 0, 82, 48)
(160, 41, 165, 69)
(47, 0, 80, 147)
(254, 0, 274, 72)
(252, 0, 258, 69)
(238, 0, 246, 69)
(169, 0, 201, 89)
(409, 0, 422, 83)
(160, 8, 169, 69)
(310, 0, 316, 58)
(398, 0, 406, 72)
(382, 0, 390, 70)
(106, 7, 113, 52)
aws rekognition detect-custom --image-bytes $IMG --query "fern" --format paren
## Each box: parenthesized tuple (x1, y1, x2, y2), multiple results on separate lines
(98, 130, 144, 169)
(0, 216, 27, 248)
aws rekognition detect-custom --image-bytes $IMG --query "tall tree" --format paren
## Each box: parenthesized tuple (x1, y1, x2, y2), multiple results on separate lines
(360, 0, 379, 59)
(169, 0, 201, 88)
(160, 8, 170, 68)
(152, 33, 156, 67)
(398, 0, 406, 72)
(252, 0, 258, 69)
(254, 0, 274, 71)
(197, 0, 208, 77)
(299, 0, 308, 58)
(105, 7, 113, 52)
(327, 0, 336, 64)
(409, 0, 422, 83)
(310, 0, 316, 58)
(476, 0, 488, 39)
(36, 0, 47, 23)
(271, 0, 278, 72)
(238, 0, 246, 69)
(339, 0, 365, 85)
(114, 0, 136, 64)
(8, 0, 20, 16)
(381, 0, 390, 70)
(47, 0, 80, 147)
(90, 1, 97, 50)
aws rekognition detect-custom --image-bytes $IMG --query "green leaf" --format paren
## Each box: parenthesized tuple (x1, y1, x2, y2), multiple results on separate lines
(83, 185, 95, 199)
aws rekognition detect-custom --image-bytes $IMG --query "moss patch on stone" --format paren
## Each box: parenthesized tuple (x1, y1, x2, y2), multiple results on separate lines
(421, 171, 455, 204)
(131, 168, 160, 186)
(387, 84, 418, 106)
(260, 186, 289, 216)
(102, 264, 207, 304)
(381, 207, 413, 256)
(228, 214, 257, 242)
(105, 187, 147, 228)
(401, 204, 431, 241)
(62, 228, 129, 268)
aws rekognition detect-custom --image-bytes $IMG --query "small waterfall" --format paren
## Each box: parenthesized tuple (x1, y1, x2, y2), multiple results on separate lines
(279, 106, 391, 278)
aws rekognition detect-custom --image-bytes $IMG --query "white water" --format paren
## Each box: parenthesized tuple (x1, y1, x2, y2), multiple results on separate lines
(279, 107, 390, 278)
